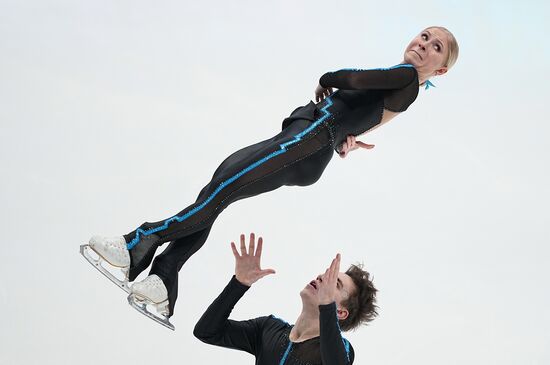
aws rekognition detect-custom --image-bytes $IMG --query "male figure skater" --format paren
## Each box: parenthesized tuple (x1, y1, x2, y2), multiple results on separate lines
(193, 233, 378, 365)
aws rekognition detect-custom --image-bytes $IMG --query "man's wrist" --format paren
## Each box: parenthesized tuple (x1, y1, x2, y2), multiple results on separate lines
(318, 298, 335, 305)
(318, 301, 337, 311)
(234, 275, 252, 287)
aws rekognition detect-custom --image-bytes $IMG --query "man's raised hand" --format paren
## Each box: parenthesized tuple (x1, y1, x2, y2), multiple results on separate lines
(231, 233, 276, 286)
(317, 253, 341, 305)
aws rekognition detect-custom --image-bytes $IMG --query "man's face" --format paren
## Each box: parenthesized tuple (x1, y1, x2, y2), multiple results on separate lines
(301, 271, 356, 310)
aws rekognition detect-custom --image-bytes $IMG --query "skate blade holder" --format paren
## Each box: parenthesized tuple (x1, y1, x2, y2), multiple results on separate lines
(80, 244, 131, 294)
(127, 294, 175, 331)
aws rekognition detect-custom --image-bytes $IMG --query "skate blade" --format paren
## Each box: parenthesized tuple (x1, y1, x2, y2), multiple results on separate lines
(127, 294, 175, 331)
(80, 244, 131, 294)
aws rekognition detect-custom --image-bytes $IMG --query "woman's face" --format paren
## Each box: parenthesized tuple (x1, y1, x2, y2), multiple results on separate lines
(404, 28, 449, 77)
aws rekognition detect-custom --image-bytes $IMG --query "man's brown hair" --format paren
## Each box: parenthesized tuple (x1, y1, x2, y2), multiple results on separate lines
(339, 264, 378, 331)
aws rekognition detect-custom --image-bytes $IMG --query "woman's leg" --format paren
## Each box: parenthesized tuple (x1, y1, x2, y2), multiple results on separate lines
(148, 226, 212, 316)
(125, 119, 335, 281)
(142, 125, 335, 316)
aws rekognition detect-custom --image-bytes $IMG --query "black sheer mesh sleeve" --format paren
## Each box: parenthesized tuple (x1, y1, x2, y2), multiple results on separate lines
(319, 66, 417, 91)
(319, 302, 355, 364)
(193, 276, 268, 355)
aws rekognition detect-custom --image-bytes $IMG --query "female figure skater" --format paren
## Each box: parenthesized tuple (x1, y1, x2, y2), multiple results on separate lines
(81, 26, 458, 329)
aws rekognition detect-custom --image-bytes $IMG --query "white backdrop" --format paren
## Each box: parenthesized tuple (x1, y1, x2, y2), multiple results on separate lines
(1, 0, 549, 364)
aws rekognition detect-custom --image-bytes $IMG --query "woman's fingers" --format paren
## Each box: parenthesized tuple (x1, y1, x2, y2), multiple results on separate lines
(340, 136, 376, 155)
(315, 86, 334, 103)
(345, 135, 359, 152)
(349, 136, 356, 149)
(339, 141, 350, 158)
(356, 141, 375, 149)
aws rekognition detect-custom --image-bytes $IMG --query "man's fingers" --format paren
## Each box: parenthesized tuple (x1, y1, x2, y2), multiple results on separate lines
(240, 234, 247, 255)
(329, 257, 337, 278)
(328, 255, 340, 282)
(334, 253, 341, 276)
(231, 241, 240, 258)
(255, 237, 263, 257)
(258, 269, 276, 280)
(324, 268, 329, 281)
(249, 232, 255, 255)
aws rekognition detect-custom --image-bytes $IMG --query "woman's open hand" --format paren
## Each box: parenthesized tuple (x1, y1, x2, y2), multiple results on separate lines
(338, 135, 375, 158)
(315, 84, 334, 102)
(231, 233, 275, 286)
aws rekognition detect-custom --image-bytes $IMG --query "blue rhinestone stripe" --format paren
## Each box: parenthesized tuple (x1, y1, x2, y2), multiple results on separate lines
(127, 97, 334, 249)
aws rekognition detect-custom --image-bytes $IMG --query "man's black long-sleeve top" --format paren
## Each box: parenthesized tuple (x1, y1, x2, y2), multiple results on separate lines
(194, 276, 354, 365)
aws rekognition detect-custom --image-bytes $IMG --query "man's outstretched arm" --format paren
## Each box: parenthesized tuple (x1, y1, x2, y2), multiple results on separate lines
(193, 233, 275, 355)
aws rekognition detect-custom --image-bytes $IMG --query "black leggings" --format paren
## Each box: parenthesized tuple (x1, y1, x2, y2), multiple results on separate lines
(124, 119, 335, 315)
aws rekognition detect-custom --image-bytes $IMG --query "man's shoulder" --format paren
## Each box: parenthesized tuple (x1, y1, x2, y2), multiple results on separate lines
(242, 315, 291, 330)
(264, 314, 292, 328)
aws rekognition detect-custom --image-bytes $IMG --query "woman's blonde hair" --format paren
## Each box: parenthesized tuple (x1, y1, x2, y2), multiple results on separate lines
(426, 26, 459, 69)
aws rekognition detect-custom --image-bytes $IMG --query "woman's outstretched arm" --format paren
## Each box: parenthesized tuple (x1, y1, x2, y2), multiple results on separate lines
(319, 65, 417, 91)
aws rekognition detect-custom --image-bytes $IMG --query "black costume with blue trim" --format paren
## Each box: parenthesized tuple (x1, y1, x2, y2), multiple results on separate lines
(123, 64, 419, 315)
(193, 276, 354, 365)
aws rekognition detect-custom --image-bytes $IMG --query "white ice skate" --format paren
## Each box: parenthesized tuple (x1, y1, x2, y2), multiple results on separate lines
(128, 275, 174, 330)
(80, 235, 131, 293)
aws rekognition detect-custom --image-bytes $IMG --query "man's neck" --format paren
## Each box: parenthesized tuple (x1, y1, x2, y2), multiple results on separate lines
(289, 307, 320, 343)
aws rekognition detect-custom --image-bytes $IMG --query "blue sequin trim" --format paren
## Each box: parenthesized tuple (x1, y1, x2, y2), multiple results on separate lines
(279, 341, 293, 365)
